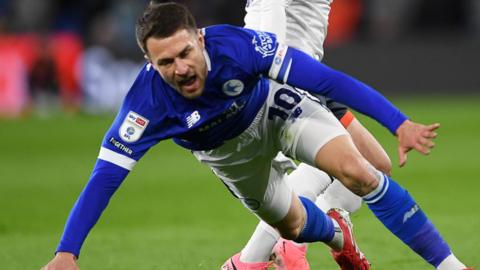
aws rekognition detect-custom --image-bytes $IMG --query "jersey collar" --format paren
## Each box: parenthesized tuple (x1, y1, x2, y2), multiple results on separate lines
(203, 48, 211, 71)
(200, 28, 211, 71)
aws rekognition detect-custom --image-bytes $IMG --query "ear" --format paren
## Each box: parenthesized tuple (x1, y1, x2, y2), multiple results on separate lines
(196, 29, 205, 49)
(145, 55, 153, 67)
(145, 56, 159, 72)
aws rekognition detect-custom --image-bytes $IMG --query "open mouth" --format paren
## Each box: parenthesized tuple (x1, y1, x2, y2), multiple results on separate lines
(178, 75, 199, 94)
(179, 75, 196, 87)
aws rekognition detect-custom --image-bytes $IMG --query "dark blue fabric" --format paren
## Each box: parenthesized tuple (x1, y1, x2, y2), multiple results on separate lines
(407, 221, 452, 267)
(367, 176, 451, 266)
(295, 196, 334, 243)
(56, 159, 129, 257)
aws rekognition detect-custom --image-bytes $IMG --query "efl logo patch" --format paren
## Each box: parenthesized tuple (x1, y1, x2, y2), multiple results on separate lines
(252, 31, 276, 58)
(222, 79, 244, 96)
(119, 111, 149, 143)
(268, 44, 290, 82)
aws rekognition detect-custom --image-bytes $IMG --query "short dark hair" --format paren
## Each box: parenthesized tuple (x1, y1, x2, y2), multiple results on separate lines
(135, 2, 197, 55)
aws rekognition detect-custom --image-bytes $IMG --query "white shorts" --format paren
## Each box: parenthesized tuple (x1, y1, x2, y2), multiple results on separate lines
(193, 81, 347, 223)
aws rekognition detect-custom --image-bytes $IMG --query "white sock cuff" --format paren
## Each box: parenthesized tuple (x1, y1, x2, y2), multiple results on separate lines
(362, 172, 388, 204)
(436, 253, 467, 270)
(259, 220, 281, 240)
(241, 221, 280, 262)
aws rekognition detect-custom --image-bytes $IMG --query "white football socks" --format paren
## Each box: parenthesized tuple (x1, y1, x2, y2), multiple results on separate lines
(286, 163, 333, 202)
(436, 254, 467, 270)
(240, 221, 280, 263)
(316, 179, 362, 213)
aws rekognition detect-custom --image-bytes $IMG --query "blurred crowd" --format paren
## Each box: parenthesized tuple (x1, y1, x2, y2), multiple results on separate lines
(0, 0, 479, 118)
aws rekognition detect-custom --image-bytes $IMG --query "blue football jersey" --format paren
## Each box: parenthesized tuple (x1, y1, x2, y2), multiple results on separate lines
(56, 24, 409, 257)
(101, 25, 280, 163)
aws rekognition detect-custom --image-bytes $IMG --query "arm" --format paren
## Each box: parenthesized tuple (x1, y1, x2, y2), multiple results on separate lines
(41, 157, 132, 270)
(268, 45, 439, 165)
(242, 27, 407, 135)
(240, 28, 437, 165)
(57, 158, 131, 257)
(270, 45, 408, 134)
(41, 64, 161, 269)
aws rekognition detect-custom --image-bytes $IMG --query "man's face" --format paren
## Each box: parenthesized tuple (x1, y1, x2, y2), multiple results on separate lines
(146, 29, 207, 99)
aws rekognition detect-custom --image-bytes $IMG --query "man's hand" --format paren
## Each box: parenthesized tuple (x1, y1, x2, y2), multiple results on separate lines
(41, 252, 79, 270)
(396, 120, 440, 167)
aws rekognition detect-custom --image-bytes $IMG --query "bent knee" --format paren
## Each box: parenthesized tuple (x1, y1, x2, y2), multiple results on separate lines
(372, 156, 392, 176)
(271, 195, 306, 240)
(337, 156, 380, 196)
(277, 224, 303, 240)
(272, 215, 304, 240)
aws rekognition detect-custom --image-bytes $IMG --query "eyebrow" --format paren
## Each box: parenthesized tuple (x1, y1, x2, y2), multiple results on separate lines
(157, 44, 192, 65)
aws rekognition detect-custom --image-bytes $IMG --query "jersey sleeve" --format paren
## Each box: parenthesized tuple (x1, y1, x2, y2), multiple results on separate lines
(56, 159, 129, 257)
(268, 45, 408, 134)
(206, 25, 282, 77)
(56, 65, 163, 257)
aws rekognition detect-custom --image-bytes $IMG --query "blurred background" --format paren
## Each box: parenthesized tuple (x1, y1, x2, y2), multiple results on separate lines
(0, 0, 479, 118)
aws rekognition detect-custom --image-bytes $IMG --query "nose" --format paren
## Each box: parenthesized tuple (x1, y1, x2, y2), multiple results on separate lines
(174, 58, 189, 76)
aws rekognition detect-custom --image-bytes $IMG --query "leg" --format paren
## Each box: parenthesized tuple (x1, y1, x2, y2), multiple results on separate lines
(279, 91, 467, 269)
(236, 164, 332, 268)
(316, 179, 361, 213)
(213, 83, 368, 269)
(234, 106, 392, 268)
(317, 110, 392, 213)
(347, 118, 391, 175)
(317, 115, 391, 212)
(238, 161, 333, 268)
(312, 135, 466, 269)
(313, 134, 379, 196)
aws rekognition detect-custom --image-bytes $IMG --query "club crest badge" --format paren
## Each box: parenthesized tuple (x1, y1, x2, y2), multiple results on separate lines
(252, 31, 276, 58)
(222, 79, 244, 96)
(119, 111, 149, 143)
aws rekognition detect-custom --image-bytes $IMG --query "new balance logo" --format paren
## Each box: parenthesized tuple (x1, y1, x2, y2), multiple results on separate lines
(186, 110, 201, 128)
(403, 204, 420, 223)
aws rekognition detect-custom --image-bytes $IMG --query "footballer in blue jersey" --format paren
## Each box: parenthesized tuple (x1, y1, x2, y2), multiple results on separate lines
(42, 2, 469, 270)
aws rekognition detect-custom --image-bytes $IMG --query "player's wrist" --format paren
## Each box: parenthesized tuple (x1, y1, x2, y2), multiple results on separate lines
(395, 119, 412, 136)
(55, 252, 77, 260)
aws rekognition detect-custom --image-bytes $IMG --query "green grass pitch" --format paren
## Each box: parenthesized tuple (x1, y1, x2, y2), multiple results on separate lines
(0, 96, 479, 269)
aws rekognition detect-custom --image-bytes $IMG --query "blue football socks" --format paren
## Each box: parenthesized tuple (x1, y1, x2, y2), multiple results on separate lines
(364, 175, 452, 267)
(295, 196, 335, 243)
